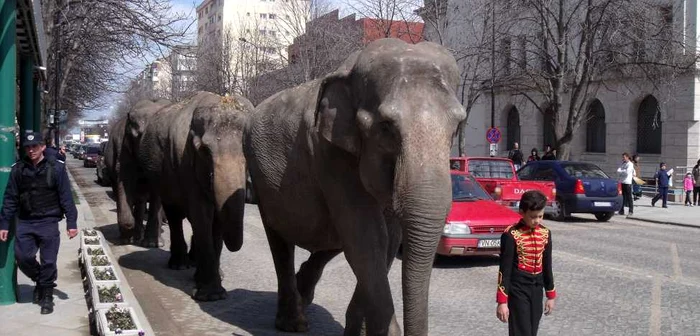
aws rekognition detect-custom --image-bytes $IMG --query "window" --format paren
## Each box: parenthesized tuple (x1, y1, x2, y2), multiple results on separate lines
(500, 38, 511, 76)
(269, 30, 276, 37)
(516, 165, 535, 180)
(518, 36, 527, 69)
(561, 163, 609, 179)
(585, 99, 606, 153)
(260, 13, 267, 19)
(506, 107, 520, 150)
(467, 160, 514, 179)
(533, 167, 556, 181)
(451, 174, 491, 201)
(246, 12, 250, 16)
(259, 29, 266, 35)
(637, 95, 662, 154)
(269, 13, 277, 19)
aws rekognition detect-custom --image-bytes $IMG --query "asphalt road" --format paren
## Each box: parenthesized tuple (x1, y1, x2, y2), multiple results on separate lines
(67, 157, 700, 336)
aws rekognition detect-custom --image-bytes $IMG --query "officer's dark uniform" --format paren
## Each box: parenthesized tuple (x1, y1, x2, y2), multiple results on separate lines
(0, 132, 78, 314)
(44, 145, 66, 161)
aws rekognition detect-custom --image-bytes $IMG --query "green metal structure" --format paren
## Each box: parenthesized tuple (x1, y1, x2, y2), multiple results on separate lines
(0, 0, 48, 305)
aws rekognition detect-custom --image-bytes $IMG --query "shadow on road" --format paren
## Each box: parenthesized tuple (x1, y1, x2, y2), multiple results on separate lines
(114, 246, 343, 335)
(431, 255, 499, 269)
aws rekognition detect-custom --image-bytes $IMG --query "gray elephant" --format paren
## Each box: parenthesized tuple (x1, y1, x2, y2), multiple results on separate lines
(244, 38, 466, 335)
(105, 99, 170, 244)
(137, 91, 252, 300)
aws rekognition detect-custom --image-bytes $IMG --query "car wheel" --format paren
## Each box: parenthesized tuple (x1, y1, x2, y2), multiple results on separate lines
(594, 212, 614, 222)
(553, 197, 568, 221)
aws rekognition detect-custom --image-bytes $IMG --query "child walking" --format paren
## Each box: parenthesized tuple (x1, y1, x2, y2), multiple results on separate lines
(684, 172, 694, 206)
(497, 190, 556, 336)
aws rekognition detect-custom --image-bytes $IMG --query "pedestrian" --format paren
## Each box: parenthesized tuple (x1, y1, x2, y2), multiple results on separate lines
(693, 159, 700, 206)
(651, 162, 670, 208)
(684, 172, 694, 206)
(496, 190, 556, 336)
(527, 148, 540, 162)
(508, 142, 524, 170)
(616, 153, 635, 215)
(541, 145, 556, 160)
(631, 155, 642, 201)
(0, 131, 78, 314)
(43, 131, 66, 162)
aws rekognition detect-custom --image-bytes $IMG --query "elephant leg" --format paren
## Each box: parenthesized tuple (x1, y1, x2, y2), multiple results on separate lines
(132, 200, 146, 244)
(190, 208, 226, 302)
(116, 180, 138, 245)
(296, 249, 341, 307)
(188, 234, 197, 263)
(164, 205, 189, 270)
(264, 224, 308, 332)
(142, 194, 164, 248)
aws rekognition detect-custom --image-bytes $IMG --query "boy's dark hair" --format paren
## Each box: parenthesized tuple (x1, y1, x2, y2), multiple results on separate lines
(660, 162, 666, 168)
(519, 190, 547, 212)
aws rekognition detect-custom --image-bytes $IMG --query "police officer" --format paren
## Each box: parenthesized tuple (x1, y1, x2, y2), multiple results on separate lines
(0, 131, 78, 314)
(43, 131, 66, 161)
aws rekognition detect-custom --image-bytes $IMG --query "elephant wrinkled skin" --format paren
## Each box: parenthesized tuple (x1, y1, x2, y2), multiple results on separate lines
(244, 39, 466, 335)
(138, 91, 252, 301)
(106, 99, 170, 245)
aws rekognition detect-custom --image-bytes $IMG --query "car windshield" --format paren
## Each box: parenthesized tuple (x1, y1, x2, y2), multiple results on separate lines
(451, 174, 491, 201)
(86, 146, 100, 154)
(467, 160, 513, 179)
(562, 163, 609, 179)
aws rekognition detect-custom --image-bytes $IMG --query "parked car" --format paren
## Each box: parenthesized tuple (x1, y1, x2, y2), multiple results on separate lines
(437, 172, 522, 256)
(96, 141, 110, 186)
(450, 157, 558, 216)
(83, 145, 100, 167)
(517, 160, 622, 221)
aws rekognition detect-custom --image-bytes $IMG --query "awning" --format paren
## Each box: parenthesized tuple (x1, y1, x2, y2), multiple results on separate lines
(16, 0, 47, 80)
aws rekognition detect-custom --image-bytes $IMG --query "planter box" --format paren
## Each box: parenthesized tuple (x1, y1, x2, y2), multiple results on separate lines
(86, 254, 113, 269)
(81, 245, 106, 266)
(90, 281, 128, 311)
(96, 306, 145, 336)
(88, 266, 120, 289)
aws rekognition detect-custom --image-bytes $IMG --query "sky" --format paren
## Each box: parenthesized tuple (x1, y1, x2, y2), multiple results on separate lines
(79, 0, 350, 126)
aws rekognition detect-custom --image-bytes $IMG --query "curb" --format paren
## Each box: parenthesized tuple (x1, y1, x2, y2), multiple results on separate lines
(66, 167, 156, 336)
(624, 215, 700, 229)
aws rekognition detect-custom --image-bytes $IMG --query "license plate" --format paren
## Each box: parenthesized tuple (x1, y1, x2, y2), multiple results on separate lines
(593, 202, 612, 207)
(478, 239, 500, 248)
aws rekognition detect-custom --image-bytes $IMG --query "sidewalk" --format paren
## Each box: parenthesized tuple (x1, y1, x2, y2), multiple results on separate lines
(0, 165, 154, 335)
(626, 195, 700, 228)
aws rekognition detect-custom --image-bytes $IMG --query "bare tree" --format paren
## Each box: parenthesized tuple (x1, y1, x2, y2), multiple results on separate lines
(346, 0, 422, 42)
(43, 0, 192, 124)
(495, 0, 697, 159)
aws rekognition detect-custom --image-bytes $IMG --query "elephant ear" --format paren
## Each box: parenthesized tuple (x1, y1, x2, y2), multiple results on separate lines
(315, 70, 360, 155)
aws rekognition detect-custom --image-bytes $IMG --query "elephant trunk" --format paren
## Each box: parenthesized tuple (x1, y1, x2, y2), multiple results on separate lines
(212, 154, 246, 252)
(394, 140, 452, 335)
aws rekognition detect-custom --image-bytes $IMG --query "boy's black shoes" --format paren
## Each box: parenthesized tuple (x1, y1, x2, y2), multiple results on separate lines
(40, 288, 54, 315)
(32, 286, 43, 304)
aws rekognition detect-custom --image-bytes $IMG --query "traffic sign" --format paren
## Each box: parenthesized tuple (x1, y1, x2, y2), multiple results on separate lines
(486, 127, 501, 144)
(489, 143, 498, 157)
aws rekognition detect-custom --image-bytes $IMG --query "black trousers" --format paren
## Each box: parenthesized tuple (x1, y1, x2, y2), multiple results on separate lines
(508, 271, 544, 336)
(686, 191, 693, 205)
(14, 221, 61, 288)
(652, 187, 669, 207)
(694, 186, 700, 205)
(620, 183, 633, 214)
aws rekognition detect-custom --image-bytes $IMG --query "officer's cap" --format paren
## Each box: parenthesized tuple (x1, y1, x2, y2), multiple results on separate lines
(23, 131, 43, 147)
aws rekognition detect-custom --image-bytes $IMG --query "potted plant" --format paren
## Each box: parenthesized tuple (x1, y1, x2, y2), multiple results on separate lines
(86, 254, 111, 268)
(90, 282, 127, 310)
(88, 266, 120, 288)
(96, 305, 145, 336)
(81, 246, 106, 266)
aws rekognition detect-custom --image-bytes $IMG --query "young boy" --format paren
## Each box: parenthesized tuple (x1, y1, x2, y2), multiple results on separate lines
(496, 190, 556, 336)
(652, 162, 670, 208)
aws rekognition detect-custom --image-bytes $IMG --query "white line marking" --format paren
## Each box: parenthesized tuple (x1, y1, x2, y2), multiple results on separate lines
(649, 276, 662, 336)
(671, 243, 682, 279)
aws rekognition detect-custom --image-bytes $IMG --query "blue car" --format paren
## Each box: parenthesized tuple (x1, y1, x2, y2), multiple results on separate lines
(517, 161, 623, 221)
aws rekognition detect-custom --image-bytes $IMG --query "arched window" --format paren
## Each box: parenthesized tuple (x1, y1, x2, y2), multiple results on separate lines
(506, 107, 520, 150)
(585, 100, 606, 153)
(543, 108, 555, 149)
(637, 95, 662, 154)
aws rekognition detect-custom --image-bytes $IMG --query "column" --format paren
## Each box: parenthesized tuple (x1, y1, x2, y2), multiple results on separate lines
(33, 77, 42, 136)
(19, 57, 34, 142)
(0, 0, 18, 305)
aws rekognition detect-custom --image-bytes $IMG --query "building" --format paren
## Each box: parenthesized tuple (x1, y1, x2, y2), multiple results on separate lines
(169, 45, 198, 101)
(196, 0, 308, 61)
(133, 59, 172, 100)
(422, 0, 700, 178)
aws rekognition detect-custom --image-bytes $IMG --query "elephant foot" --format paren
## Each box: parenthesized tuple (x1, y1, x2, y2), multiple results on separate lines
(168, 253, 192, 270)
(275, 311, 308, 333)
(191, 283, 227, 302)
(140, 237, 164, 248)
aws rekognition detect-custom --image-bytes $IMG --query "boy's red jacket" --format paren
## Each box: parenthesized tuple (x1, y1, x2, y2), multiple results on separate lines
(496, 221, 557, 303)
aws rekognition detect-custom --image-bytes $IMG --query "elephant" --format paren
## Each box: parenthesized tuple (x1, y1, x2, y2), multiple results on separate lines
(106, 99, 171, 245)
(137, 91, 252, 300)
(244, 38, 466, 335)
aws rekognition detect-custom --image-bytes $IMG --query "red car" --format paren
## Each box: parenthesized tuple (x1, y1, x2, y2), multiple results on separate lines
(437, 172, 522, 256)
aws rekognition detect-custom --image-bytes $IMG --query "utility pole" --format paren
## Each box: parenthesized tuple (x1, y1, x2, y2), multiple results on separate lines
(490, 1, 496, 129)
(53, 1, 61, 146)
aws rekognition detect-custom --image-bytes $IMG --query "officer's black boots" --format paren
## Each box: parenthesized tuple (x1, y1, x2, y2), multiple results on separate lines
(32, 286, 43, 304)
(40, 288, 54, 315)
